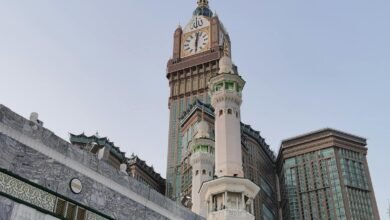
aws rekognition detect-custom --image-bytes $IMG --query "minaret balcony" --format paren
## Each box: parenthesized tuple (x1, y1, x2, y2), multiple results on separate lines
(199, 177, 260, 220)
(189, 138, 215, 154)
(208, 74, 245, 95)
(211, 90, 243, 107)
(190, 151, 214, 166)
(208, 209, 256, 220)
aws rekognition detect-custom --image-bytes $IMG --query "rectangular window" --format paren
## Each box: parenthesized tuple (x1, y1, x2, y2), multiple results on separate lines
(66, 203, 76, 220)
(76, 208, 86, 220)
(260, 177, 273, 198)
(262, 204, 276, 220)
(215, 83, 223, 91)
(55, 198, 66, 216)
(54, 197, 108, 220)
(225, 81, 234, 90)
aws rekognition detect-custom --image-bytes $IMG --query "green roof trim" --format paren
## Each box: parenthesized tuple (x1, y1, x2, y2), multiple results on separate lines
(69, 133, 126, 162)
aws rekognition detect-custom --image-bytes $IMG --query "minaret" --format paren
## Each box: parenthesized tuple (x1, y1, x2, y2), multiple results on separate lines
(199, 56, 259, 220)
(211, 56, 244, 178)
(190, 115, 215, 217)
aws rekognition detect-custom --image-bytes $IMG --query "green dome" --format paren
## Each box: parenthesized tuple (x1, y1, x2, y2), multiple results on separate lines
(193, 6, 213, 17)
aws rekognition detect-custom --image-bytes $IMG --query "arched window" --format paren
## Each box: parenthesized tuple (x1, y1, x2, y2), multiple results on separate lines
(219, 109, 223, 116)
(196, 170, 199, 176)
(228, 109, 232, 114)
(202, 169, 206, 175)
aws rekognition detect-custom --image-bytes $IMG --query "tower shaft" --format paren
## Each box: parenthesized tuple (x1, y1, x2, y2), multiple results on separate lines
(199, 57, 259, 220)
(211, 76, 244, 178)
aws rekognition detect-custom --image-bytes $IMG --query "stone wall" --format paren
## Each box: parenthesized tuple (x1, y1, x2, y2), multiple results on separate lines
(0, 104, 204, 220)
(0, 197, 59, 220)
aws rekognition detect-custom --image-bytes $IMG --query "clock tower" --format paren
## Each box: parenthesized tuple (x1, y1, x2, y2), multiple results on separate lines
(166, 0, 231, 199)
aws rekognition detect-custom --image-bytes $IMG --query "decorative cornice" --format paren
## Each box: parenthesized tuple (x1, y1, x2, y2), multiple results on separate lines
(281, 128, 367, 150)
(167, 50, 221, 75)
(241, 123, 276, 161)
(190, 152, 214, 166)
(211, 91, 242, 106)
(209, 73, 246, 89)
(128, 155, 165, 185)
(69, 133, 126, 162)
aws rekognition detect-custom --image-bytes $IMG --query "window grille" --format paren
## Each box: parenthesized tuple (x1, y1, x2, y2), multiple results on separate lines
(54, 197, 106, 220)
(66, 203, 76, 220)
(77, 208, 86, 220)
(55, 198, 66, 216)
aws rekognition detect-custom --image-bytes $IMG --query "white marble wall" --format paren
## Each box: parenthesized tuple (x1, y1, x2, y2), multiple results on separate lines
(10, 204, 59, 220)
(0, 104, 205, 220)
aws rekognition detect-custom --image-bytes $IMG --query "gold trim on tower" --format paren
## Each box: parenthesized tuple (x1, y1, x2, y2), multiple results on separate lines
(197, 0, 209, 7)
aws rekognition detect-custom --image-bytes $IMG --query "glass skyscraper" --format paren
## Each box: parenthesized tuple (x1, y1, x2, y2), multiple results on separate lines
(277, 129, 380, 220)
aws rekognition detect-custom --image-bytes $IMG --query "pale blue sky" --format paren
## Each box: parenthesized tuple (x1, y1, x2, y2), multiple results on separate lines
(0, 0, 389, 218)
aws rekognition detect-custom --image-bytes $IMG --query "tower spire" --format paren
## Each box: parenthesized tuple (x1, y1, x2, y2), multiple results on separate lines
(197, 0, 209, 7)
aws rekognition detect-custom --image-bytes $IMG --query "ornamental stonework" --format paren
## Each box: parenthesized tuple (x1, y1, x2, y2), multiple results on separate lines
(0, 171, 56, 212)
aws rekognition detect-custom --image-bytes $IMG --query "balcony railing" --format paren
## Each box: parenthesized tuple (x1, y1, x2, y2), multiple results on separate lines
(209, 209, 254, 219)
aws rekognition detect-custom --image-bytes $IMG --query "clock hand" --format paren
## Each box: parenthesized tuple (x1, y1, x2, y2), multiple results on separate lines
(195, 32, 199, 52)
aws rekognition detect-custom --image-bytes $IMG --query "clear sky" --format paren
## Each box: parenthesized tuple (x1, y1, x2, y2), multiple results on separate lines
(1, 0, 389, 218)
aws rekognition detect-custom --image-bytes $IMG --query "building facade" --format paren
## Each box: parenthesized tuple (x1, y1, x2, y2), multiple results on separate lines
(128, 154, 166, 195)
(277, 129, 380, 220)
(0, 105, 203, 220)
(70, 133, 166, 195)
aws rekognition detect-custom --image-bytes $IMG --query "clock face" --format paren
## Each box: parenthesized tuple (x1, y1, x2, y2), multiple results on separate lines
(183, 31, 209, 56)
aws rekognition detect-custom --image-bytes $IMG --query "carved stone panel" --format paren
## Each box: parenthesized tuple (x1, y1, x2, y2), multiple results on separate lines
(0, 172, 56, 212)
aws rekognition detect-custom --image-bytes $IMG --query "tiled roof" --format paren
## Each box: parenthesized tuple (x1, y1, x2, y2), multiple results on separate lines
(69, 133, 126, 162)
